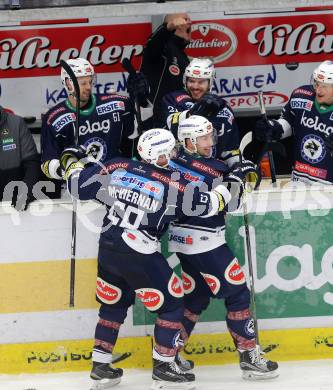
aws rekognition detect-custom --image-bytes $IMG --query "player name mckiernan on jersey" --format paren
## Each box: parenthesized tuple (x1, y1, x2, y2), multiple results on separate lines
(108, 186, 160, 212)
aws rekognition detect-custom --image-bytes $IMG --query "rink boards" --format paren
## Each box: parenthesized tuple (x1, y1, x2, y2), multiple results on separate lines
(1, 182, 333, 373)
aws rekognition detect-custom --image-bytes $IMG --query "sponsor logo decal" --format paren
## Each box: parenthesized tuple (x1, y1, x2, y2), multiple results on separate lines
(225, 258, 245, 285)
(301, 134, 326, 164)
(96, 101, 125, 115)
(96, 277, 121, 304)
(168, 273, 184, 298)
(290, 98, 313, 111)
(188, 22, 238, 63)
(53, 112, 76, 132)
(169, 160, 204, 184)
(201, 272, 221, 295)
(135, 288, 164, 311)
(169, 233, 193, 245)
(294, 88, 314, 97)
(3, 143, 16, 151)
(111, 171, 164, 199)
(182, 271, 195, 294)
(169, 64, 180, 76)
(79, 119, 111, 136)
(176, 94, 190, 103)
(100, 162, 129, 174)
(295, 160, 327, 179)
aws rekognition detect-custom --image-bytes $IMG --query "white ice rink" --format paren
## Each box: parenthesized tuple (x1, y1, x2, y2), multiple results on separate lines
(1, 360, 332, 390)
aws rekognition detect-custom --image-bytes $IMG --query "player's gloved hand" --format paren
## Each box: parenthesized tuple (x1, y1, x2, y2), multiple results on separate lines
(254, 118, 283, 142)
(189, 93, 223, 118)
(127, 71, 150, 107)
(60, 145, 88, 180)
(241, 159, 261, 191)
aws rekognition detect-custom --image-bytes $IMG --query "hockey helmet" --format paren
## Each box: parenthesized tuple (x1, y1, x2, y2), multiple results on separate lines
(313, 61, 333, 84)
(178, 115, 216, 154)
(183, 58, 215, 90)
(137, 128, 176, 168)
(61, 58, 95, 95)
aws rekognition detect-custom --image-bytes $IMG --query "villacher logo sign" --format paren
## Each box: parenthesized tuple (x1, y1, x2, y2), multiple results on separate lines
(187, 22, 238, 63)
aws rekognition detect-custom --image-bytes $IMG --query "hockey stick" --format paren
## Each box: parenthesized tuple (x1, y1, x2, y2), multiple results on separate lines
(122, 57, 144, 134)
(112, 351, 132, 364)
(60, 59, 80, 307)
(257, 91, 277, 187)
(238, 140, 260, 346)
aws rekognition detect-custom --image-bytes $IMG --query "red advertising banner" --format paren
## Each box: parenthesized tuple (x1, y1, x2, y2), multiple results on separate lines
(0, 22, 151, 78)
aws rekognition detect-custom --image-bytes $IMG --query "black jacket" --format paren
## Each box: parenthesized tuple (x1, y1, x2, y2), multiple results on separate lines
(0, 106, 40, 203)
(140, 24, 190, 126)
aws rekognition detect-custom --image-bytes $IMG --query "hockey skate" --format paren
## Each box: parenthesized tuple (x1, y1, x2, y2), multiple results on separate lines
(239, 345, 279, 380)
(175, 352, 194, 372)
(151, 358, 195, 390)
(90, 361, 123, 389)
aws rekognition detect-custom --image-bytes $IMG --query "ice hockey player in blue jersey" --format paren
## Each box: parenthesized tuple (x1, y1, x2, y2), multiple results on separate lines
(60, 128, 239, 390)
(41, 58, 136, 180)
(161, 57, 240, 168)
(254, 60, 333, 185)
(168, 115, 278, 380)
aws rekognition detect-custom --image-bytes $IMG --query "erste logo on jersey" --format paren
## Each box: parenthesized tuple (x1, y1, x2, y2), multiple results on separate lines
(53, 112, 75, 132)
(187, 22, 238, 63)
(111, 170, 164, 199)
(216, 107, 234, 124)
(301, 134, 326, 163)
(96, 277, 122, 304)
(96, 101, 125, 115)
(135, 288, 164, 311)
(290, 98, 313, 111)
(225, 258, 245, 285)
(169, 233, 193, 245)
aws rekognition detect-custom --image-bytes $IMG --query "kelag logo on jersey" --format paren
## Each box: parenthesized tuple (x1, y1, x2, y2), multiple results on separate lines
(169, 161, 204, 185)
(187, 22, 238, 63)
(111, 171, 164, 199)
(96, 101, 125, 115)
(53, 112, 75, 132)
(290, 98, 313, 111)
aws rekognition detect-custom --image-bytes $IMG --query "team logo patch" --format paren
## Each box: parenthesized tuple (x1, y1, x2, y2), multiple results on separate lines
(83, 137, 107, 162)
(225, 258, 245, 285)
(135, 288, 164, 311)
(201, 272, 220, 295)
(301, 134, 326, 163)
(96, 277, 122, 304)
(168, 272, 184, 298)
(182, 271, 195, 294)
(169, 64, 180, 76)
(244, 318, 255, 337)
(172, 331, 182, 348)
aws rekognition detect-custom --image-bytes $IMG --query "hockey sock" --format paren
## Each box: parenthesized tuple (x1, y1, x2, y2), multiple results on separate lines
(226, 308, 256, 350)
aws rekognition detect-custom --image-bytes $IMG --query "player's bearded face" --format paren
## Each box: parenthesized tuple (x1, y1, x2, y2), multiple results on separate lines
(186, 78, 210, 101)
(196, 133, 214, 157)
(314, 81, 333, 105)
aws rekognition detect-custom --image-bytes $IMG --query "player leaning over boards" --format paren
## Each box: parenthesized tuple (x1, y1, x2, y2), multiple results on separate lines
(60, 128, 242, 390)
(41, 58, 136, 181)
(254, 60, 333, 185)
(168, 115, 278, 381)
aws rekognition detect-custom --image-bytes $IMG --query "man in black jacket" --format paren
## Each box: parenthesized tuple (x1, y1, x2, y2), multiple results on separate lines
(0, 107, 40, 210)
(139, 13, 192, 127)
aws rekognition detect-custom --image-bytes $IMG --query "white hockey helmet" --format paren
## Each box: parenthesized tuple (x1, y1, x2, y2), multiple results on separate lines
(183, 58, 215, 90)
(178, 115, 215, 154)
(137, 128, 176, 168)
(61, 58, 95, 95)
(313, 61, 333, 84)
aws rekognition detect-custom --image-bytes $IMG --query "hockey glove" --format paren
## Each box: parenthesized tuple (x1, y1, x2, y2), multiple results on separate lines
(241, 159, 261, 191)
(254, 118, 283, 142)
(127, 71, 150, 107)
(223, 165, 246, 212)
(60, 145, 88, 181)
(189, 93, 223, 118)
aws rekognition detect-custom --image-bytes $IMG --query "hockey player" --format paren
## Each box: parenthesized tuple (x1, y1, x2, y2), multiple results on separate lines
(60, 128, 245, 390)
(168, 115, 278, 380)
(161, 57, 240, 168)
(254, 60, 333, 185)
(41, 58, 136, 181)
